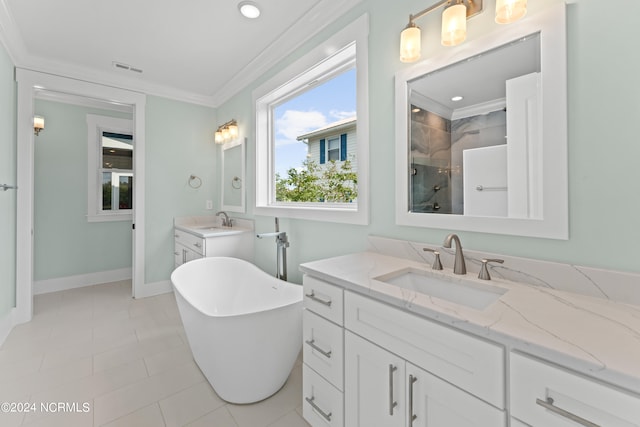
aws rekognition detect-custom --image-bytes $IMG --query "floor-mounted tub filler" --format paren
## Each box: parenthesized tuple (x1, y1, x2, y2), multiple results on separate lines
(171, 256, 303, 403)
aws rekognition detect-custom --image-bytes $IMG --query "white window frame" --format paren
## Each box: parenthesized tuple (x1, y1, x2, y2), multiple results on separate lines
(87, 114, 134, 222)
(254, 14, 369, 225)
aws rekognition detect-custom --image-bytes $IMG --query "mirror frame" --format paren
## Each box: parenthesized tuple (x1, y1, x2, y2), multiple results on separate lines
(394, 3, 568, 239)
(220, 137, 246, 213)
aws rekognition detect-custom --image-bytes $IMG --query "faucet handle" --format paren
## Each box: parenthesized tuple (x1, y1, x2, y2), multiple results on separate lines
(478, 258, 504, 280)
(422, 248, 443, 270)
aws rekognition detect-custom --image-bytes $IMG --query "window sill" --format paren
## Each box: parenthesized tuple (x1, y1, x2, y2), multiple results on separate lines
(87, 213, 132, 223)
(254, 204, 367, 225)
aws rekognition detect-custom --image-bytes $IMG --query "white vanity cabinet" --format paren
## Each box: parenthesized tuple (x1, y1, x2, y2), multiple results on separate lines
(510, 352, 640, 427)
(173, 223, 254, 268)
(345, 332, 506, 427)
(343, 291, 506, 427)
(174, 228, 205, 267)
(302, 275, 345, 427)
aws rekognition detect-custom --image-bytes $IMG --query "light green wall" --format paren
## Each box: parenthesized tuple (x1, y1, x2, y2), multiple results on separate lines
(144, 96, 217, 284)
(218, 0, 640, 283)
(0, 42, 16, 315)
(33, 100, 133, 281)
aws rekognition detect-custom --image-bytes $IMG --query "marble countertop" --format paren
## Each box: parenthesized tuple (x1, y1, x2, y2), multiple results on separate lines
(299, 251, 640, 395)
(174, 216, 253, 238)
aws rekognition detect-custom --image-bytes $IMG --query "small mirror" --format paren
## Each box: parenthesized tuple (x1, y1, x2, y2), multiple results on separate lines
(395, 4, 568, 239)
(221, 138, 245, 213)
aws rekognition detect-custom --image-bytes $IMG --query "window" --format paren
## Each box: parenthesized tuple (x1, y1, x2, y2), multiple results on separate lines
(87, 115, 134, 222)
(327, 137, 340, 162)
(101, 132, 133, 211)
(254, 15, 369, 225)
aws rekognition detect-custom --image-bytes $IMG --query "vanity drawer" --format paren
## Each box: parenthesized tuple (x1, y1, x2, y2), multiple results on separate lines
(510, 352, 640, 427)
(303, 364, 343, 427)
(174, 228, 205, 256)
(303, 310, 344, 390)
(344, 291, 505, 409)
(303, 275, 344, 326)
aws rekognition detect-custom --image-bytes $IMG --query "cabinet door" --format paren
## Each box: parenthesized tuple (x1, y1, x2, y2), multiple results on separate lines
(345, 331, 405, 427)
(511, 352, 640, 427)
(174, 243, 202, 267)
(407, 363, 506, 427)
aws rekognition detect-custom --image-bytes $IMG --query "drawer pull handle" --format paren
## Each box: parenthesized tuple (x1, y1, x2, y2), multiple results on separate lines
(305, 396, 332, 422)
(305, 339, 332, 358)
(389, 364, 398, 415)
(408, 374, 418, 425)
(536, 397, 600, 427)
(305, 291, 332, 307)
(194, 242, 202, 248)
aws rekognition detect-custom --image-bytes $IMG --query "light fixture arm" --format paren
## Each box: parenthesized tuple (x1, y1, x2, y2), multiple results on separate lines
(407, 0, 483, 26)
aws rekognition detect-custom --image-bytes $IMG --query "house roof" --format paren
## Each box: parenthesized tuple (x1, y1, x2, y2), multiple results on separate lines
(296, 117, 357, 142)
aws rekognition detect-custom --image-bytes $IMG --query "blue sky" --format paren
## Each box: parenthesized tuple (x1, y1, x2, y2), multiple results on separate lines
(274, 68, 356, 177)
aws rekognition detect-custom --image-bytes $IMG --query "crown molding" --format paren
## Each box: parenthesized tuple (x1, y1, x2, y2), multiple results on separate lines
(211, 0, 363, 106)
(2, 0, 363, 108)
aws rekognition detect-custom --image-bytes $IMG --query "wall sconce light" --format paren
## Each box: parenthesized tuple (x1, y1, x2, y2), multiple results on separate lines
(399, 0, 527, 63)
(214, 119, 239, 144)
(33, 116, 45, 136)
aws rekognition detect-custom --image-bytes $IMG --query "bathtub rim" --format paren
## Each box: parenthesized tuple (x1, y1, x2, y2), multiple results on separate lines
(171, 256, 302, 319)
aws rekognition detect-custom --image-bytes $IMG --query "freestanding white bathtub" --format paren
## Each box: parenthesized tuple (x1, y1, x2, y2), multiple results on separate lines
(171, 256, 303, 403)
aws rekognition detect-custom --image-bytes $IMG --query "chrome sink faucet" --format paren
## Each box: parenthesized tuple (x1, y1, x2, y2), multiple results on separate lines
(443, 233, 466, 275)
(216, 211, 231, 227)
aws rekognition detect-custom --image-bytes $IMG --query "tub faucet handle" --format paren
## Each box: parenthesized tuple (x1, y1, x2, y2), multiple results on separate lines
(478, 258, 504, 280)
(422, 248, 443, 270)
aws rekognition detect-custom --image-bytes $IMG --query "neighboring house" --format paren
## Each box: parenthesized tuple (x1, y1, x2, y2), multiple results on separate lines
(297, 117, 357, 172)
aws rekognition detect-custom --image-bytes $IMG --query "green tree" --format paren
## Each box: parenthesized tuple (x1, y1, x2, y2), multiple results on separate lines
(275, 159, 357, 203)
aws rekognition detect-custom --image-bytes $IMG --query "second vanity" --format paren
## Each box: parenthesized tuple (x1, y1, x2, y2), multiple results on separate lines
(173, 215, 254, 267)
(299, 245, 640, 427)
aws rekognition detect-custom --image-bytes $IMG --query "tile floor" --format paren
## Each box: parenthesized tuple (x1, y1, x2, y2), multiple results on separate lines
(0, 280, 311, 427)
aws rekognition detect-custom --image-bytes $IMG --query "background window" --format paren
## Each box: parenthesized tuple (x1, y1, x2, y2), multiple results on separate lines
(101, 132, 133, 211)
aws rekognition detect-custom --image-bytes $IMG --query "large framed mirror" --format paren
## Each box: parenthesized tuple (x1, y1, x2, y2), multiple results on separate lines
(395, 3, 567, 239)
(220, 137, 246, 213)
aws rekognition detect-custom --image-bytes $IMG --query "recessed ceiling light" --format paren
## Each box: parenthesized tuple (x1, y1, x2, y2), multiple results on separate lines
(239, 1, 260, 19)
(451, 95, 463, 102)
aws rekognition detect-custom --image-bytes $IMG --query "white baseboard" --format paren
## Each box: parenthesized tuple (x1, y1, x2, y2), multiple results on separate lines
(134, 280, 172, 299)
(0, 308, 15, 347)
(33, 267, 132, 295)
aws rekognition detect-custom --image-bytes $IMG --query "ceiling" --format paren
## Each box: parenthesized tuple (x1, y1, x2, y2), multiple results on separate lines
(1, 0, 361, 106)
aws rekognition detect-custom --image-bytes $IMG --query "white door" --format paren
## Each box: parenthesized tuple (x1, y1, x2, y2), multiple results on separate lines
(407, 362, 506, 427)
(345, 331, 405, 427)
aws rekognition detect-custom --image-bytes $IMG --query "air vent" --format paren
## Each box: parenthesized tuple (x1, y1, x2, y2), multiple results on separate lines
(112, 61, 143, 74)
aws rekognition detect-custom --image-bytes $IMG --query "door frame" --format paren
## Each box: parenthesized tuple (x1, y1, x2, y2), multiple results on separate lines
(15, 69, 146, 324)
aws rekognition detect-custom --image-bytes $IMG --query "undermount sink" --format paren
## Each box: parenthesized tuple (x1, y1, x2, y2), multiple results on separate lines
(374, 268, 507, 310)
